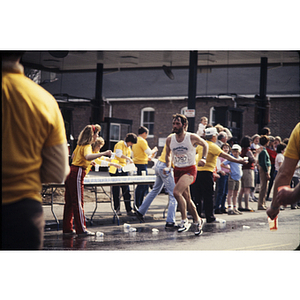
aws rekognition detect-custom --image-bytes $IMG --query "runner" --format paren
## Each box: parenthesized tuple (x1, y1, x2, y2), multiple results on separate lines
(164, 113, 208, 235)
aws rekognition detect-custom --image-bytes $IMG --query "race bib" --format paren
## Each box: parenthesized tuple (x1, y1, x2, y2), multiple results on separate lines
(174, 154, 188, 165)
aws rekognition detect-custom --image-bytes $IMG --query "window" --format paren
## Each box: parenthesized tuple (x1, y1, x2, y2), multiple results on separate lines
(141, 107, 155, 137)
(209, 107, 215, 126)
(181, 106, 188, 116)
(110, 123, 120, 142)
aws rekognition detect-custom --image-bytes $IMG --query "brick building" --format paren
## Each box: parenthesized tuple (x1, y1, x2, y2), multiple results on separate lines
(38, 63, 299, 155)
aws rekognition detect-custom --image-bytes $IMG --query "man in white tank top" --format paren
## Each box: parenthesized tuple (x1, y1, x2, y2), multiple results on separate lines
(164, 114, 208, 235)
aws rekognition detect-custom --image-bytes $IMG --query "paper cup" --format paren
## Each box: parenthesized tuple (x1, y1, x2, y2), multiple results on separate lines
(95, 164, 99, 172)
(141, 171, 146, 176)
(268, 216, 278, 231)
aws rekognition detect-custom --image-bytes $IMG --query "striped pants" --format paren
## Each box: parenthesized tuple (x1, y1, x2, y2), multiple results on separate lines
(63, 165, 87, 234)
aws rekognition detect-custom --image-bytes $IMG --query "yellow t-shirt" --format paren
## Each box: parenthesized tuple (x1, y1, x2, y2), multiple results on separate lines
(2, 66, 67, 204)
(284, 122, 300, 161)
(159, 133, 174, 165)
(72, 144, 93, 169)
(196, 140, 222, 172)
(86, 154, 108, 174)
(109, 140, 131, 173)
(132, 136, 149, 164)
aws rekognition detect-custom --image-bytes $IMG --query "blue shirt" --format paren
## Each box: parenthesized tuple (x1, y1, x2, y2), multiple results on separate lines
(223, 155, 243, 181)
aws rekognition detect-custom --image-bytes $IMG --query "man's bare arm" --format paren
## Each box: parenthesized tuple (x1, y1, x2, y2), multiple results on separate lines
(267, 156, 298, 219)
(164, 137, 172, 170)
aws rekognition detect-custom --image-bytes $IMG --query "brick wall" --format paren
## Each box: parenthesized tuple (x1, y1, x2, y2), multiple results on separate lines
(106, 96, 300, 154)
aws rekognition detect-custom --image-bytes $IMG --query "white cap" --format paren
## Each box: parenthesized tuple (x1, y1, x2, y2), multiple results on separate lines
(205, 127, 218, 136)
(231, 144, 242, 152)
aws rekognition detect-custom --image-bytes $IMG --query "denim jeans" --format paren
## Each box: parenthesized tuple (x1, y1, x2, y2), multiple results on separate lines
(215, 174, 229, 210)
(135, 164, 149, 208)
(138, 161, 177, 223)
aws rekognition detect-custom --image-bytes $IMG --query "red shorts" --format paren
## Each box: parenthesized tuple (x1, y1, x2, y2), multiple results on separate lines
(174, 165, 197, 184)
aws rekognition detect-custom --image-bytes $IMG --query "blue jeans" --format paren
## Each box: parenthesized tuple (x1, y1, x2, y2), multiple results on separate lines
(135, 164, 149, 208)
(215, 174, 229, 210)
(138, 161, 177, 223)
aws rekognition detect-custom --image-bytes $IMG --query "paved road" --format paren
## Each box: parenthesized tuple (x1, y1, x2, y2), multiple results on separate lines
(43, 191, 300, 250)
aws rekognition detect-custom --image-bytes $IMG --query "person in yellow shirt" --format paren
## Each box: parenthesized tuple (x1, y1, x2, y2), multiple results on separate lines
(63, 124, 112, 236)
(109, 133, 138, 216)
(2, 51, 69, 250)
(86, 137, 121, 174)
(267, 122, 300, 219)
(191, 127, 246, 223)
(132, 126, 158, 208)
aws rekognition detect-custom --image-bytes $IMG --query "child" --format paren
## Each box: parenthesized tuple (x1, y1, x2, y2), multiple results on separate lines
(63, 124, 112, 236)
(196, 116, 208, 137)
(215, 143, 231, 214)
(86, 137, 121, 174)
(222, 144, 244, 215)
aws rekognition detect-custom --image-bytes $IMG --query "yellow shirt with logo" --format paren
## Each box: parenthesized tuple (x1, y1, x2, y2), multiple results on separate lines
(2, 65, 67, 204)
(132, 136, 149, 164)
(196, 140, 222, 172)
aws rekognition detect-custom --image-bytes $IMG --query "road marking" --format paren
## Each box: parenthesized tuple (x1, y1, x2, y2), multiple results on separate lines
(226, 243, 289, 250)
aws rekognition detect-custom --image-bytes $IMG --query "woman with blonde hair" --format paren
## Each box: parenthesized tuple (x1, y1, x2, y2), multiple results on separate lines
(63, 124, 112, 236)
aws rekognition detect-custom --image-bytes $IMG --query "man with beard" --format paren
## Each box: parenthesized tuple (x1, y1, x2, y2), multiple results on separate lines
(164, 114, 208, 235)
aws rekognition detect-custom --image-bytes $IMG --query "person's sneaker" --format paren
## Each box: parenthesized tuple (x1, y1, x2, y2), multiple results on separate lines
(177, 219, 191, 232)
(116, 209, 122, 216)
(78, 230, 95, 236)
(134, 210, 145, 223)
(228, 209, 239, 215)
(214, 208, 223, 214)
(127, 210, 135, 216)
(63, 230, 76, 236)
(165, 222, 177, 230)
(194, 218, 204, 235)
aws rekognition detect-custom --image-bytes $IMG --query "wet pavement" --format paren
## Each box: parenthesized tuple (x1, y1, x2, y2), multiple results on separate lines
(43, 189, 300, 251)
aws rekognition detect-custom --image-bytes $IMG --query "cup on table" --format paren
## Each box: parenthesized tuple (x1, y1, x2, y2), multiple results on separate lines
(141, 171, 146, 177)
(95, 164, 99, 172)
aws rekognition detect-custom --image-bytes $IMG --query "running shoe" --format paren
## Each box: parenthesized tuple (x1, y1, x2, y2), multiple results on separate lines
(194, 218, 204, 235)
(78, 230, 95, 236)
(134, 210, 145, 223)
(177, 219, 191, 232)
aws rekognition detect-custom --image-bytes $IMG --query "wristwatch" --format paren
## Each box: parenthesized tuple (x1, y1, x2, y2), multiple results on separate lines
(202, 156, 206, 159)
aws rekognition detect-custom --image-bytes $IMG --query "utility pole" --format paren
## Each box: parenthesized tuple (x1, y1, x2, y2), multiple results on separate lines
(255, 57, 270, 133)
(187, 51, 198, 132)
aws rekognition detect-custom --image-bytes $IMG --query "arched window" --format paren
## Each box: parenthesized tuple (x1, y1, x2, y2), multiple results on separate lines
(141, 107, 155, 137)
(209, 107, 215, 126)
(181, 106, 188, 116)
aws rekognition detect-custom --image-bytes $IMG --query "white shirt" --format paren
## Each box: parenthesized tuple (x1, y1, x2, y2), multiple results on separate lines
(170, 132, 196, 168)
(275, 153, 284, 171)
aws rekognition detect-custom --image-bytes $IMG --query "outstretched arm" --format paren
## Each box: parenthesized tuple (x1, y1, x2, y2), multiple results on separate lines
(219, 151, 246, 165)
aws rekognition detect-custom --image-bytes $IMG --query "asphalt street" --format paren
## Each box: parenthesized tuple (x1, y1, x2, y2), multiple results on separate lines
(43, 190, 300, 251)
